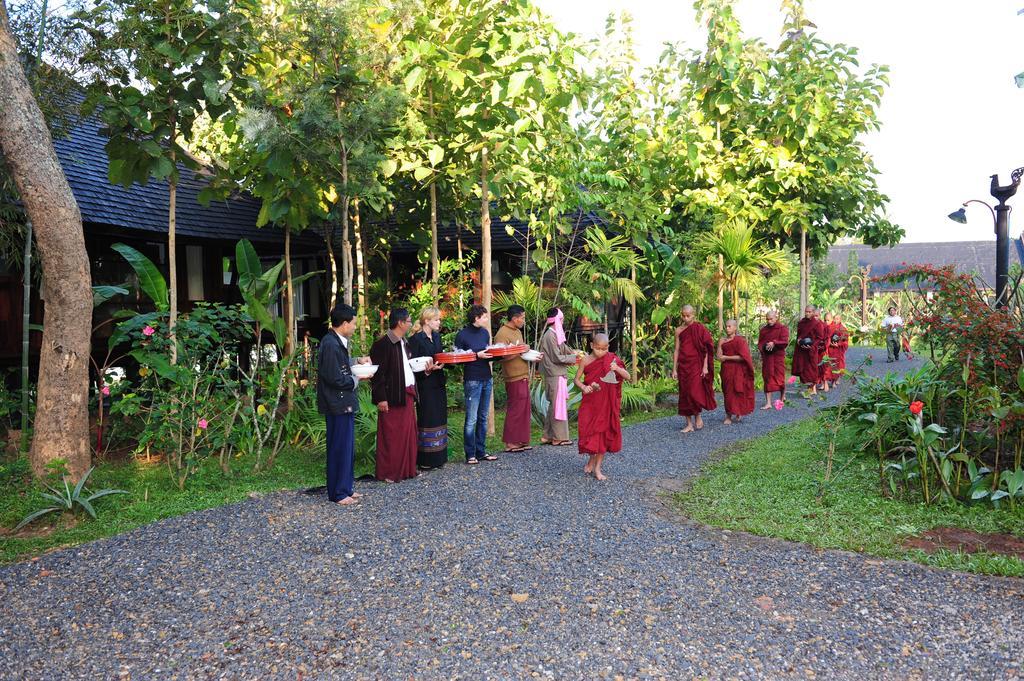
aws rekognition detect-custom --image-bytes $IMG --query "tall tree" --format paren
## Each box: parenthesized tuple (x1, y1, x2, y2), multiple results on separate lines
(78, 0, 254, 364)
(402, 0, 584, 314)
(0, 0, 92, 478)
(655, 0, 901, 310)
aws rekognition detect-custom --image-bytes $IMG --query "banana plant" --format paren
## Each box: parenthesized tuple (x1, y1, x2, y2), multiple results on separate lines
(235, 239, 322, 351)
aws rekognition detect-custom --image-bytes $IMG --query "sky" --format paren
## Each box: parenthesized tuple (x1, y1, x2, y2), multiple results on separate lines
(533, 0, 1024, 244)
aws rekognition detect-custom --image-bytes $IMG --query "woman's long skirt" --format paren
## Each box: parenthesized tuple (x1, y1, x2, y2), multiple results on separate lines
(415, 383, 449, 468)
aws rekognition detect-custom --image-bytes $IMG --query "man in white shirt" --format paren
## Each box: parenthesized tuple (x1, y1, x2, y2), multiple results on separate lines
(880, 306, 903, 362)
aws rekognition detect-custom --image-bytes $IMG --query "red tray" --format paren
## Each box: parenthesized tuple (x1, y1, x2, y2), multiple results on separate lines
(434, 352, 477, 365)
(485, 344, 528, 357)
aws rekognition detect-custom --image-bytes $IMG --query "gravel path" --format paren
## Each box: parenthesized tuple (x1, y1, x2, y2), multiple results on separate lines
(2, 349, 1022, 680)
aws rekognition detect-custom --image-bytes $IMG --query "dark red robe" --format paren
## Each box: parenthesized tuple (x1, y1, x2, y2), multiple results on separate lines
(720, 335, 755, 417)
(676, 323, 717, 416)
(757, 322, 790, 393)
(826, 322, 849, 380)
(791, 317, 826, 385)
(375, 386, 419, 482)
(577, 352, 623, 455)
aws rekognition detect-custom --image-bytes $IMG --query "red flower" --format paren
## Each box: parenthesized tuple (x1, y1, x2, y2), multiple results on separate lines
(909, 401, 924, 415)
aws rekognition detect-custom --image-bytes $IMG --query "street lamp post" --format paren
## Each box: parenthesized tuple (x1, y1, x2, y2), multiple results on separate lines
(948, 166, 1024, 308)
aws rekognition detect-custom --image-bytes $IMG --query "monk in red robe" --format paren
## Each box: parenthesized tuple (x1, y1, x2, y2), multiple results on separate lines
(826, 312, 850, 387)
(822, 312, 837, 385)
(791, 305, 828, 395)
(757, 310, 789, 410)
(717, 319, 755, 424)
(575, 333, 631, 481)
(672, 305, 716, 433)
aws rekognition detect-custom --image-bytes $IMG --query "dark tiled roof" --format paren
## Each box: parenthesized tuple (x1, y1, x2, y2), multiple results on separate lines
(52, 107, 307, 246)
(389, 209, 606, 253)
(826, 239, 1024, 289)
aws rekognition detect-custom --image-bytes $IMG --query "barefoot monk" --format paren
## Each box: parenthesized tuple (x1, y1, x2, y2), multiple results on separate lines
(757, 310, 789, 410)
(672, 305, 716, 433)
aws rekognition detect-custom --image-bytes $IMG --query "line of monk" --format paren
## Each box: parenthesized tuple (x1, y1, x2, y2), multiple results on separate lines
(674, 305, 851, 431)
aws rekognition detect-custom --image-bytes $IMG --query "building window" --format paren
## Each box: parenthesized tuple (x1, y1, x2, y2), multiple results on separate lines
(186, 245, 205, 301)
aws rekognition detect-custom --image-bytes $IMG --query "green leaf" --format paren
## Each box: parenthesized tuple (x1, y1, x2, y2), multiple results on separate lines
(235, 239, 262, 289)
(381, 159, 398, 177)
(404, 66, 424, 92)
(506, 70, 531, 99)
(130, 350, 176, 380)
(413, 166, 432, 182)
(76, 497, 97, 519)
(72, 466, 94, 501)
(15, 507, 61, 531)
(111, 243, 168, 311)
(456, 103, 480, 118)
(202, 79, 224, 106)
(92, 285, 128, 307)
(444, 68, 465, 89)
(427, 145, 444, 167)
(153, 156, 175, 180)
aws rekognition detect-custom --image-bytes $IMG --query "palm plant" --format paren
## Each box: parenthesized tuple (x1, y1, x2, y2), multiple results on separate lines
(561, 228, 645, 327)
(695, 224, 791, 319)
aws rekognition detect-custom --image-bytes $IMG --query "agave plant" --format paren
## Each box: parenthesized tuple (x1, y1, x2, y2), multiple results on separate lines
(15, 467, 128, 530)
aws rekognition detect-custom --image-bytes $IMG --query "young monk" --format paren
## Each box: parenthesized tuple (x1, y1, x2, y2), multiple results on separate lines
(826, 312, 850, 387)
(791, 305, 827, 395)
(717, 319, 755, 424)
(757, 310, 789, 410)
(672, 305, 716, 433)
(575, 333, 631, 481)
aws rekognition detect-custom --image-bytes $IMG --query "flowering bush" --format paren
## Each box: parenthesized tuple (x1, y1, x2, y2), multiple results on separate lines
(840, 267, 1024, 508)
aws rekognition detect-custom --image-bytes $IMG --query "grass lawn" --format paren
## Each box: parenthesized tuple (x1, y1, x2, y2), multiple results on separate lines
(1, 402, 675, 564)
(675, 418, 1024, 577)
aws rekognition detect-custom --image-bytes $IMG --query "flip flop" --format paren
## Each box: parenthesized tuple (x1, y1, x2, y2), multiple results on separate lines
(551, 440, 574, 446)
(480, 454, 499, 461)
(466, 458, 479, 465)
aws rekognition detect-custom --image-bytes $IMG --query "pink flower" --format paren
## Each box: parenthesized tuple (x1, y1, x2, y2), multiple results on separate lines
(787, 376, 798, 385)
(773, 399, 784, 410)
(142, 326, 155, 337)
(197, 418, 209, 430)
(101, 385, 110, 396)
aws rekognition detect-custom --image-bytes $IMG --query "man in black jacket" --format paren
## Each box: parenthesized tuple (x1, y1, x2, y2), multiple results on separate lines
(317, 304, 368, 505)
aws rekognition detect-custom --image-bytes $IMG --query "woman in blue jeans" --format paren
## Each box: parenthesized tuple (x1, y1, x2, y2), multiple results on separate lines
(454, 304, 497, 464)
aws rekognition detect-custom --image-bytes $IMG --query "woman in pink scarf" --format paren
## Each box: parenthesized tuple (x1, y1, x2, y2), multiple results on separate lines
(537, 307, 580, 446)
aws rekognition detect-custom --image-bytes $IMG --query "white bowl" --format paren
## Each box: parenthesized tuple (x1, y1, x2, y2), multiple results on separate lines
(352, 364, 378, 379)
(521, 349, 542, 362)
(409, 356, 431, 373)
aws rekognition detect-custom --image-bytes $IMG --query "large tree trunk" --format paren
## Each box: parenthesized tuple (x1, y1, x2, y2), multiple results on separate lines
(284, 227, 294, 357)
(430, 179, 439, 305)
(480, 148, 495, 436)
(717, 253, 724, 331)
(630, 264, 637, 378)
(168, 163, 178, 365)
(283, 227, 294, 407)
(799, 225, 808, 313)
(428, 86, 440, 306)
(341, 152, 353, 306)
(354, 198, 367, 349)
(0, 7, 92, 478)
(323, 223, 338, 310)
(480, 148, 492, 313)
